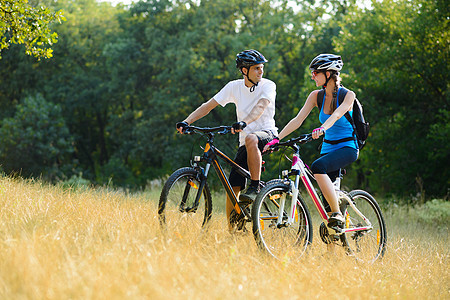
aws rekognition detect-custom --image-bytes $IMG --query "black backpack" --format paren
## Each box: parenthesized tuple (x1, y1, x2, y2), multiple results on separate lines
(317, 87, 369, 150)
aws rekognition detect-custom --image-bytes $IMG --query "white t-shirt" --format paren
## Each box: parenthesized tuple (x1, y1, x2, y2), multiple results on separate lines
(213, 78, 278, 146)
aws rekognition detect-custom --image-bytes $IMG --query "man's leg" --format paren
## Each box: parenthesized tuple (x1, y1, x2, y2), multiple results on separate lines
(245, 133, 262, 181)
(240, 131, 274, 202)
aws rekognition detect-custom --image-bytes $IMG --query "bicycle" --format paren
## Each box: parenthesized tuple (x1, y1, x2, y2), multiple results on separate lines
(158, 125, 274, 234)
(252, 133, 387, 263)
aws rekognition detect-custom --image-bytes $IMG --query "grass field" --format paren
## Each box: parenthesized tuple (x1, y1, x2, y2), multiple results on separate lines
(0, 176, 448, 299)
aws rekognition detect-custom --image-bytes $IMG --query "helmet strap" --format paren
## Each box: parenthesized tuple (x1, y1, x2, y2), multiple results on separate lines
(322, 72, 332, 89)
(243, 67, 258, 92)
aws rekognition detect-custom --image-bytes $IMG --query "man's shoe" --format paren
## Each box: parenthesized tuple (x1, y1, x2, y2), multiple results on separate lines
(239, 185, 260, 204)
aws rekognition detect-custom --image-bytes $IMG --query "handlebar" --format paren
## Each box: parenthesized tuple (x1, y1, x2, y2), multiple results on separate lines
(268, 133, 313, 152)
(280, 133, 313, 146)
(183, 125, 232, 135)
(181, 126, 313, 149)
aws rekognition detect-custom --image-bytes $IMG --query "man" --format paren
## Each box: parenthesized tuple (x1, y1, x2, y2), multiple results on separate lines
(176, 49, 277, 226)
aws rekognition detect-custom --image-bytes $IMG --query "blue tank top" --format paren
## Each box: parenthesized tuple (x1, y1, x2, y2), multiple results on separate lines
(319, 88, 358, 154)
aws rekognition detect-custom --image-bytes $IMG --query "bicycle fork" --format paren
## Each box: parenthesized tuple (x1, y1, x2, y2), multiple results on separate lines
(275, 155, 307, 227)
(275, 177, 300, 227)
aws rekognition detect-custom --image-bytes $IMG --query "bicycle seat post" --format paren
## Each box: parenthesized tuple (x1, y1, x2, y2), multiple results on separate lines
(333, 169, 344, 191)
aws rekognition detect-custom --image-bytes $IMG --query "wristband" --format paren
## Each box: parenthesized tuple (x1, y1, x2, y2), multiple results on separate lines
(232, 121, 247, 130)
(176, 121, 189, 129)
(265, 137, 280, 148)
(313, 126, 325, 133)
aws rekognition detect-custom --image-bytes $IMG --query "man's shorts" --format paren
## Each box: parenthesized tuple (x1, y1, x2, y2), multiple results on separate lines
(229, 130, 276, 189)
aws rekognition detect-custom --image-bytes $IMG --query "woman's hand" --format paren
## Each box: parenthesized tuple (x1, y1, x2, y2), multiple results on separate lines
(312, 127, 325, 139)
(263, 137, 279, 152)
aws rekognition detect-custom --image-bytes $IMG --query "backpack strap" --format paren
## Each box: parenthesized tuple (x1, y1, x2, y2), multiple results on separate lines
(338, 87, 355, 128)
(337, 87, 358, 139)
(317, 87, 349, 114)
(318, 86, 352, 128)
(322, 86, 357, 145)
(316, 89, 325, 110)
(323, 137, 355, 144)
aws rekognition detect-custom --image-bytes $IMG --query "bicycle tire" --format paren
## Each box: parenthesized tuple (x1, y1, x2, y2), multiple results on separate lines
(158, 167, 213, 233)
(252, 182, 313, 259)
(340, 190, 387, 263)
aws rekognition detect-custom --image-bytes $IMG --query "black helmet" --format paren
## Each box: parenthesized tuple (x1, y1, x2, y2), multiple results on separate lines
(309, 54, 343, 72)
(236, 49, 268, 70)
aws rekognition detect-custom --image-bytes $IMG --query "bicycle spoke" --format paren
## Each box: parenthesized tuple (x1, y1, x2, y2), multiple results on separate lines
(341, 190, 387, 263)
(252, 183, 312, 259)
(159, 168, 212, 234)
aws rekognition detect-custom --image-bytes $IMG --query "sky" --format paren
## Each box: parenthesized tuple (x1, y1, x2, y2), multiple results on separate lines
(99, 0, 136, 5)
(100, 0, 374, 9)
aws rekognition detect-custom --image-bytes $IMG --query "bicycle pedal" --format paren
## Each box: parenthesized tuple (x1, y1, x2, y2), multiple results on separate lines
(328, 225, 343, 235)
(238, 196, 253, 205)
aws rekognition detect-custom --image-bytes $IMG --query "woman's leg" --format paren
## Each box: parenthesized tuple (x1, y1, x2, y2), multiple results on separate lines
(315, 174, 340, 213)
(311, 147, 358, 216)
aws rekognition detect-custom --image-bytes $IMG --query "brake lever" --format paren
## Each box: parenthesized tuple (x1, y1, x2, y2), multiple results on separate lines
(217, 128, 230, 135)
(184, 128, 195, 135)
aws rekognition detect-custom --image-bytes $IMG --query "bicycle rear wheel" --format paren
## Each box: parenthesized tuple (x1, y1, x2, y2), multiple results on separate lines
(340, 190, 387, 263)
(252, 182, 313, 259)
(158, 167, 212, 233)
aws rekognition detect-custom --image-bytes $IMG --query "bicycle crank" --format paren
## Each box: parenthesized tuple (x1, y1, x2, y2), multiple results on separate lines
(319, 222, 342, 244)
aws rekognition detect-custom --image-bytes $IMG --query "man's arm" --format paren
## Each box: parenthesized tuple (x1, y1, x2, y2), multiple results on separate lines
(231, 98, 270, 134)
(242, 98, 270, 125)
(184, 98, 220, 123)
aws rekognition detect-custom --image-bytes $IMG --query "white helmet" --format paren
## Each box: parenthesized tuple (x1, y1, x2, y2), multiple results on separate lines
(309, 54, 343, 72)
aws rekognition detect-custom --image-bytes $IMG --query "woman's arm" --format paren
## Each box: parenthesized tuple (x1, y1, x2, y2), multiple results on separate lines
(320, 90, 355, 131)
(278, 90, 318, 140)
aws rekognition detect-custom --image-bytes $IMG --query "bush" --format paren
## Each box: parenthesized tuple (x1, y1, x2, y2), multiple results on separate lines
(0, 94, 74, 180)
(414, 199, 450, 228)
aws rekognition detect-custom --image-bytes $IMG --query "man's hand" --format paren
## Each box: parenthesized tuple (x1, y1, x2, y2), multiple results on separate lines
(176, 121, 189, 134)
(231, 121, 247, 134)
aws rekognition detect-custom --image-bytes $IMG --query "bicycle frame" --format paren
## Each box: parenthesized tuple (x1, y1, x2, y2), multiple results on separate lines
(276, 136, 374, 234)
(188, 126, 252, 218)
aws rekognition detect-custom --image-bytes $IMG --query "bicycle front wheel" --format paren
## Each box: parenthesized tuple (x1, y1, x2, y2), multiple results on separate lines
(252, 182, 313, 259)
(158, 167, 212, 233)
(340, 190, 387, 263)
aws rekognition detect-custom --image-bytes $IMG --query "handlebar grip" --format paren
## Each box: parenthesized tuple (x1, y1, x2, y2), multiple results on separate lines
(183, 127, 195, 135)
(217, 127, 231, 135)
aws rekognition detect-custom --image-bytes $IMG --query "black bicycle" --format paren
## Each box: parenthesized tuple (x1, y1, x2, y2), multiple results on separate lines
(158, 125, 274, 233)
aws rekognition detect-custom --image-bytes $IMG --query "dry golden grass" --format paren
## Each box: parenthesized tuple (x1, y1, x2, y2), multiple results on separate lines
(0, 176, 448, 299)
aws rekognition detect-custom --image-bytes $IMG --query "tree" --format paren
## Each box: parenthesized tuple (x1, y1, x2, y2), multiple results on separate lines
(0, 0, 65, 59)
(0, 94, 74, 179)
(335, 0, 449, 198)
(39, 0, 123, 181)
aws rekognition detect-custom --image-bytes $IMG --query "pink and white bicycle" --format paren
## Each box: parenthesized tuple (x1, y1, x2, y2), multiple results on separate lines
(251, 134, 387, 263)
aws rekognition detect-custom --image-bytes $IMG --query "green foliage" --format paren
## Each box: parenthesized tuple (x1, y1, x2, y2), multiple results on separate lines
(335, 0, 449, 197)
(0, 94, 74, 179)
(0, 0, 447, 199)
(415, 199, 450, 228)
(57, 172, 91, 191)
(0, 0, 65, 59)
(387, 199, 450, 231)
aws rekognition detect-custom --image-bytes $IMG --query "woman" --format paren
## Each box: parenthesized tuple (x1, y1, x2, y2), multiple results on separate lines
(264, 54, 359, 228)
